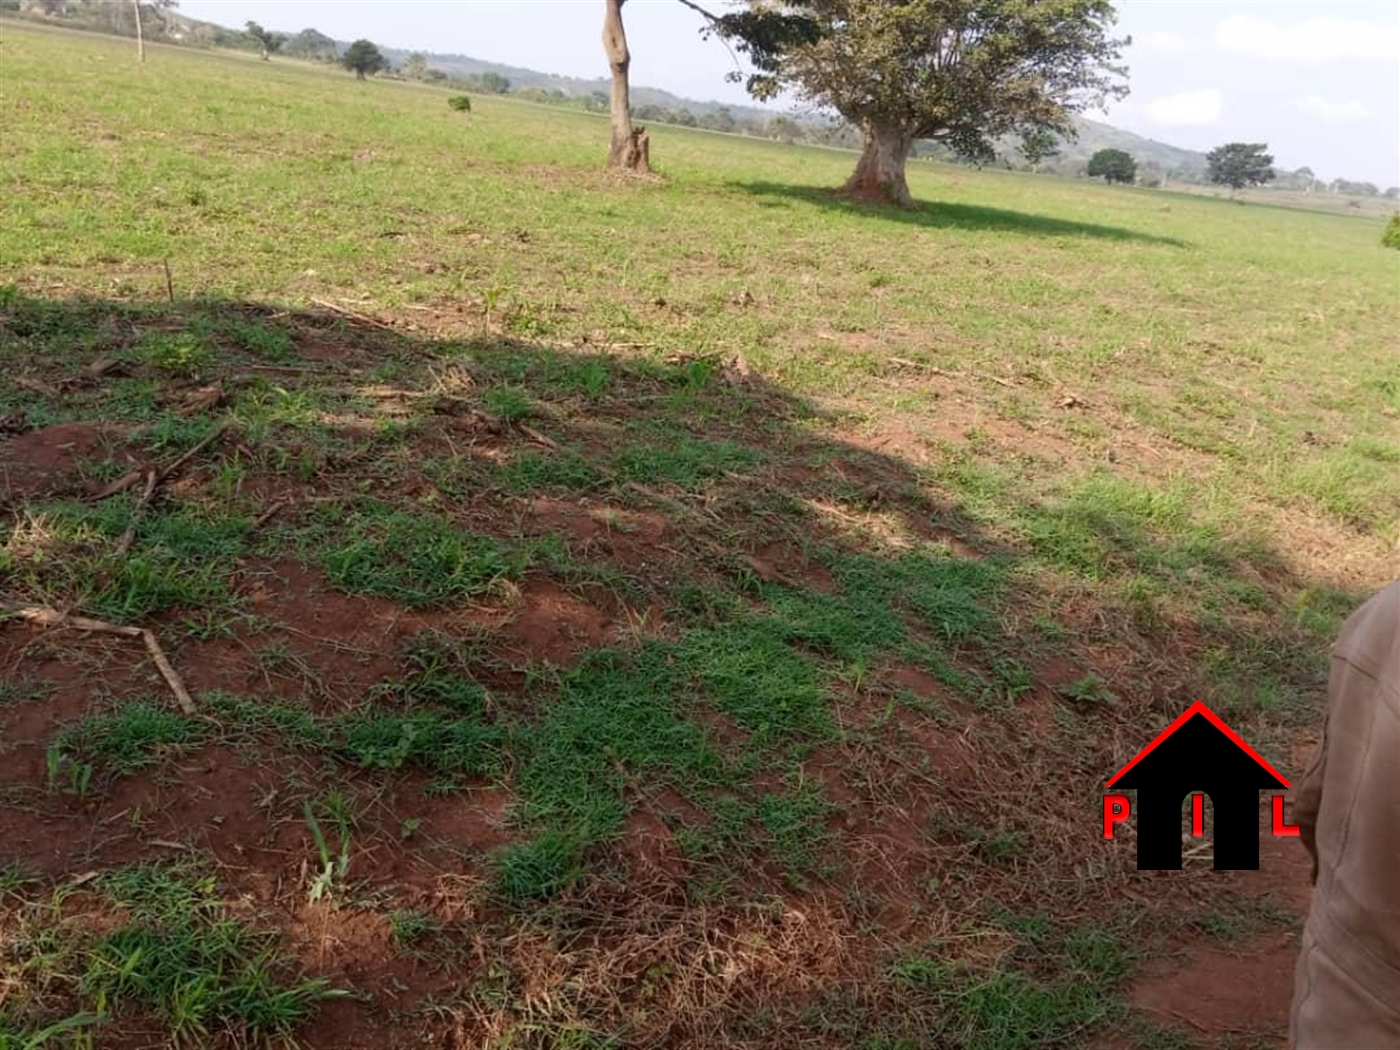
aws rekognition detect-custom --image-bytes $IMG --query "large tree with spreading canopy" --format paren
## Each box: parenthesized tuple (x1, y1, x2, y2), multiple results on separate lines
(713, 0, 1130, 207)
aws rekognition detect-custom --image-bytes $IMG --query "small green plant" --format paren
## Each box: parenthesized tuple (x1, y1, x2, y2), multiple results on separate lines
(447, 95, 472, 113)
(1383, 213, 1400, 250)
(134, 332, 214, 378)
(1056, 675, 1118, 708)
(387, 910, 441, 948)
(303, 797, 353, 903)
(483, 385, 532, 422)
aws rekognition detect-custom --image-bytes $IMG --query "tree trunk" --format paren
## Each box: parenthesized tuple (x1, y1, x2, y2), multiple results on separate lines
(602, 0, 651, 174)
(841, 121, 915, 207)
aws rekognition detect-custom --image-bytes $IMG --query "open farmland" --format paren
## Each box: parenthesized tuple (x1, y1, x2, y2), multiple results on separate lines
(2, 21, 1398, 1050)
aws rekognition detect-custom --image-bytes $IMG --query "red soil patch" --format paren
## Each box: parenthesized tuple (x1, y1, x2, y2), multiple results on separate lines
(0, 421, 127, 502)
(1126, 826, 1312, 1046)
(497, 578, 615, 665)
(397, 783, 515, 863)
(746, 540, 835, 592)
(1131, 934, 1297, 1046)
(621, 809, 688, 880)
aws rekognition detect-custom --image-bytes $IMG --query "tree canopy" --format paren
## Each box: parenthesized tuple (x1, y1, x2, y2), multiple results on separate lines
(1087, 147, 1135, 184)
(244, 21, 284, 60)
(474, 71, 512, 95)
(1020, 130, 1061, 170)
(1206, 143, 1275, 192)
(342, 39, 386, 80)
(283, 27, 337, 61)
(712, 0, 1129, 206)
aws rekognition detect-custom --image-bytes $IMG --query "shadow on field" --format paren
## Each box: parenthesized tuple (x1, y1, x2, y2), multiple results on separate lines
(0, 288, 1349, 1049)
(735, 180, 1191, 246)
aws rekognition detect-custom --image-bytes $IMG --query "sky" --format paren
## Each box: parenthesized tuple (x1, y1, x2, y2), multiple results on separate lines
(179, 1, 1400, 185)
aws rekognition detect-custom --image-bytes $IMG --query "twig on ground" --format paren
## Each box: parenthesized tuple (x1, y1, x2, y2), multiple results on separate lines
(309, 296, 398, 333)
(236, 363, 328, 375)
(16, 376, 61, 398)
(158, 421, 229, 483)
(253, 499, 290, 530)
(115, 469, 158, 556)
(516, 423, 558, 450)
(163, 258, 175, 303)
(251, 494, 355, 532)
(141, 628, 197, 714)
(94, 470, 145, 501)
(1, 604, 196, 714)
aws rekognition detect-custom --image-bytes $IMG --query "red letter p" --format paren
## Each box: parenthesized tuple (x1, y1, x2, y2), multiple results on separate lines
(1103, 794, 1130, 839)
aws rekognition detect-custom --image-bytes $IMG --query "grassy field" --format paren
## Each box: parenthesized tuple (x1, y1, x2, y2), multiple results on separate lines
(2, 20, 1397, 1050)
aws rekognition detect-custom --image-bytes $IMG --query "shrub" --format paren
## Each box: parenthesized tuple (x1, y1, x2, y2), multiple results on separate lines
(1383, 213, 1400, 250)
(447, 95, 472, 113)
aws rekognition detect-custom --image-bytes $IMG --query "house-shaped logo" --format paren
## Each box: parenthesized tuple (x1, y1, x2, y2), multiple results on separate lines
(1103, 701, 1297, 870)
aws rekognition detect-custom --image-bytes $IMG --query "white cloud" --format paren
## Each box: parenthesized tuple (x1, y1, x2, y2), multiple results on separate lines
(1213, 16, 1400, 62)
(1140, 29, 1185, 56)
(1146, 89, 1223, 127)
(1295, 96, 1371, 124)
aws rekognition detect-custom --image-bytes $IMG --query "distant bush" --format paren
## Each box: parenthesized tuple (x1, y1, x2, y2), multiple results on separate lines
(1383, 214, 1400, 250)
(447, 95, 472, 113)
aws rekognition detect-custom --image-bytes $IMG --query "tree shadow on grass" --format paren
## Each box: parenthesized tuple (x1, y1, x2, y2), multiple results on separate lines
(0, 288, 1358, 1049)
(733, 180, 1191, 247)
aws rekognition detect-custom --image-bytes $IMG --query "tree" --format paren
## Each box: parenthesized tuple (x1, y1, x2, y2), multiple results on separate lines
(1206, 142, 1275, 193)
(1383, 213, 1400, 250)
(245, 20, 284, 60)
(1087, 148, 1136, 184)
(342, 39, 386, 80)
(284, 28, 337, 61)
(1020, 130, 1060, 173)
(699, 105, 737, 133)
(708, 0, 1127, 207)
(1384, 187, 1400, 200)
(402, 51, 429, 80)
(476, 71, 511, 94)
(602, 0, 649, 173)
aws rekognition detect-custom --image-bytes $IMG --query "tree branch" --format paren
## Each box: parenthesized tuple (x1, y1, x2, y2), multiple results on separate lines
(674, 0, 745, 79)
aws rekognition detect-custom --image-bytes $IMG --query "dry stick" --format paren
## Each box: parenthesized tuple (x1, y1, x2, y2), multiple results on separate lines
(98, 424, 228, 548)
(158, 422, 230, 483)
(2, 604, 196, 714)
(16, 376, 61, 398)
(141, 628, 197, 714)
(308, 297, 398, 333)
(94, 470, 145, 501)
(116, 469, 157, 556)
(162, 258, 175, 302)
(252, 499, 290, 530)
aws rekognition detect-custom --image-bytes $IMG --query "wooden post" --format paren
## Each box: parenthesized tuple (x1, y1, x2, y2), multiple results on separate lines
(132, 0, 145, 64)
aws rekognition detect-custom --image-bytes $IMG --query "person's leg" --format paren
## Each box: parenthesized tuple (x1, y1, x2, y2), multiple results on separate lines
(1291, 925, 1400, 1049)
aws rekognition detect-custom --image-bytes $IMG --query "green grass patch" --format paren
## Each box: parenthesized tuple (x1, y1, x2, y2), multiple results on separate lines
(82, 867, 339, 1043)
(319, 502, 520, 607)
(616, 427, 761, 490)
(54, 702, 209, 775)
